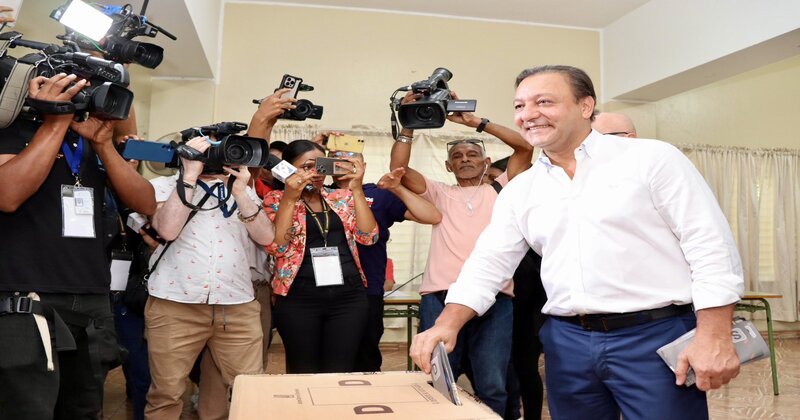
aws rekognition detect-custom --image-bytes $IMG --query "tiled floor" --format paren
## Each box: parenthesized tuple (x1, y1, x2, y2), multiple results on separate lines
(104, 333, 800, 419)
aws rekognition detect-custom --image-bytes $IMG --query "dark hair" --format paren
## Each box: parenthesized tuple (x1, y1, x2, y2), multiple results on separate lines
(515, 65, 597, 120)
(490, 156, 509, 171)
(269, 140, 288, 153)
(272, 139, 325, 190)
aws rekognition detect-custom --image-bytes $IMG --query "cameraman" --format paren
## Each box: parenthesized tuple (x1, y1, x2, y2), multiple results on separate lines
(144, 136, 275, 419)
(0, 73, 157, 419)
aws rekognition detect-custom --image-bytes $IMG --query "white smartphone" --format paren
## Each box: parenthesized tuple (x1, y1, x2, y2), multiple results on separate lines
(1, 0, 23, 28)
(278, 74, 302, 100)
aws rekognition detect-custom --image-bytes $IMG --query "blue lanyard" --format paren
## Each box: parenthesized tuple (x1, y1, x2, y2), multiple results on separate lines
(197, 180, 238, 218)
(61, 136, 85, 183)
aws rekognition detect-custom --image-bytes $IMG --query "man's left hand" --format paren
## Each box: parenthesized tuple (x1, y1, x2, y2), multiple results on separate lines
(675, 329, 740, 391)
(70, 117, 115, 146)
(445, 91, 480, 128)
(223, 165, 251, 196)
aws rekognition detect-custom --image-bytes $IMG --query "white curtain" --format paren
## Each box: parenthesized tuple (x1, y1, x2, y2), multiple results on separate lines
(680, 145, 800, 322)
(269, 124, 518, 292)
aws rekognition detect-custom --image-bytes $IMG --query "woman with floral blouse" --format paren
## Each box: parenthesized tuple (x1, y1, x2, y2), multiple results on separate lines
(262, 140, 378, 373)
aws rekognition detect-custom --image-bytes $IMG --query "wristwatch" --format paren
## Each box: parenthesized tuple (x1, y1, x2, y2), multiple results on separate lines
(476, 118, 490, 133)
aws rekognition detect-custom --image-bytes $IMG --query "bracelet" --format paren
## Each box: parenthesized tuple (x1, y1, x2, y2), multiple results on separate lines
(396, 135, 413, 144)
(237, 206, 262, 223)
(181, 181, 197, 190)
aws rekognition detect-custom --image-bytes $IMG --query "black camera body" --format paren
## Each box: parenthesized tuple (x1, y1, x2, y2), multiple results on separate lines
(50, 3, 176, 69)
(0, 31, 134, 121)
(173, 122, 270, 175)
(283, 98, 323, 121)
(396, 67, 476, 129)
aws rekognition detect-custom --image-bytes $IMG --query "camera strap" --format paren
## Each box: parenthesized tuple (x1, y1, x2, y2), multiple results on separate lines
(0, 56, 37, 128)
(26, 97, 76, 115)
(175, 168, 236, 213)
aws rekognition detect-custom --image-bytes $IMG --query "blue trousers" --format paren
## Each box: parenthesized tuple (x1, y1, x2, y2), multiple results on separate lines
(111, 293, 151, 420)
(420, 294, 513, 417)
(539, 313, 708, 420)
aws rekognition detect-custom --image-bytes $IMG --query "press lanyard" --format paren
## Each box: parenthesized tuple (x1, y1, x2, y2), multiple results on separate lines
(61, 136, 84, 186)
(302, 195, 330, 246)
(197, 180, 238, 218)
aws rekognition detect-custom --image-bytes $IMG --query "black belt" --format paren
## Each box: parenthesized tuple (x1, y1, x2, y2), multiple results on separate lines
(553, 304, 693, 332)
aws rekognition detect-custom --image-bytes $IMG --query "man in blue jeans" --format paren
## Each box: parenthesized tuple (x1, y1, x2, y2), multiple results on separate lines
(390, 92, 532, 418)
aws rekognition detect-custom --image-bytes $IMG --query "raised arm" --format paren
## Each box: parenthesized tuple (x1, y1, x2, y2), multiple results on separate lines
(0, 75, 87, 212)
(378, 167, 441, 225)
(338, 157, 378, 239)
(150, 137, 207, 240)
(223, 165, 275, 246)
(247, 88, 296, 141)
(389, 92, 427, 194)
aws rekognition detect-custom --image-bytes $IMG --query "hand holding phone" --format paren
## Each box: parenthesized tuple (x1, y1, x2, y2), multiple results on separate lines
(315, 157, 354, 177)
(278, 74, 303, 100)
(327, 134, 365, 154)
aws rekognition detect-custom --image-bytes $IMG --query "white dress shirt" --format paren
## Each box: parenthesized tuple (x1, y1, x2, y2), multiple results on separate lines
(446, 130, 744, 316)
(147, 175, 261, 305)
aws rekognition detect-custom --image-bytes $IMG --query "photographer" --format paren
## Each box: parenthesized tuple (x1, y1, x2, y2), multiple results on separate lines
(0, 72, 156, 419)
(389, 90, 533, 418)
(262, 140, 378, 374)
(144, 135, 274, 419)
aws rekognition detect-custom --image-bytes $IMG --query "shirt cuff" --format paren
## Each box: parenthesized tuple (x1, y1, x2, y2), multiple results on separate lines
(691, 275, 744, 311)
(444, 280, 498, 317)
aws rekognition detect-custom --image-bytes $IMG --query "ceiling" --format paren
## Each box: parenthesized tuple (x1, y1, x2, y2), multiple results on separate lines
(234, 0, 653, 29)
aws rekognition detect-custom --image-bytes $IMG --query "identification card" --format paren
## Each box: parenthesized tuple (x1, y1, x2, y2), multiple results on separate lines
(310, 246, 344, 287)
(110, 250, 134, 291)
(61, 185, 96, 238)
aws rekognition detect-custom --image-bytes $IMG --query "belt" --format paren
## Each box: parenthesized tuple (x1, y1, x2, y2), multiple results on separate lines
(553, 304, 693, 332)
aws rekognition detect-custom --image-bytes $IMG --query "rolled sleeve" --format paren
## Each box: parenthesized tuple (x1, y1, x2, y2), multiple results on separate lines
(649, 144, 744, 310)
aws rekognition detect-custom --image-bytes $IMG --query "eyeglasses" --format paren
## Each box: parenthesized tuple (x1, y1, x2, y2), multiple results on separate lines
(446, 139, 485, 151)
(603, 131, 631, 136)
(299, 159, 316, 171)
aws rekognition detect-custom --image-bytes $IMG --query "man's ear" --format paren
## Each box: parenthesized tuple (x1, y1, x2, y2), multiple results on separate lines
(580, 96, 596, 120)
(445, 160, 453, 173)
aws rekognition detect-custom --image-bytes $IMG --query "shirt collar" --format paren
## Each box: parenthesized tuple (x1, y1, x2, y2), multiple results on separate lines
(535, 129, 600, 171)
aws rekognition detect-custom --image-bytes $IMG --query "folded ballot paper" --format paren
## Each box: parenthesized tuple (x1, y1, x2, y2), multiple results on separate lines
(431, 341, 462, 405)
(657, 318, 770, 387)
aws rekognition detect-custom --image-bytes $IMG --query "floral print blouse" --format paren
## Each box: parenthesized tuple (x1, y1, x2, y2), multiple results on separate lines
(262, 187, 379, 296)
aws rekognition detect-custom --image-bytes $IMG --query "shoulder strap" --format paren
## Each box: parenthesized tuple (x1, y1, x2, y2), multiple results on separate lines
(146, 191, 212, 275)
(490, 180, 503, 194)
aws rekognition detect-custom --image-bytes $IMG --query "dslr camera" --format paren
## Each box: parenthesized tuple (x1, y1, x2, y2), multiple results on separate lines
(50, 0, 176, 69)
(0, 31, 134, 124)
(393, 67, 477, 129)
(172, 122, 270, 175)
(275, 74, 323, 121)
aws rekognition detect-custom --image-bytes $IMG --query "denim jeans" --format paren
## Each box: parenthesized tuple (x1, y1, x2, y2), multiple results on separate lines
(419, 293, 513, 417)
(539, 313, 708, 420)
(111, 293, 151, 420)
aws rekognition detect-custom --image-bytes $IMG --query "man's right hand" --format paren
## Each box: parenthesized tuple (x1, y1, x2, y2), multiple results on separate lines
(409, 324, 459, 374)
(28, 74, 87, 123)
(253, 88, 297, 124)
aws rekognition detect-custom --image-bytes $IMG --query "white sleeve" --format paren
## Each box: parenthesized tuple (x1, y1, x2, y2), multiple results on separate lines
(649, 144, 744, 310)
(445, 185, 531, 315)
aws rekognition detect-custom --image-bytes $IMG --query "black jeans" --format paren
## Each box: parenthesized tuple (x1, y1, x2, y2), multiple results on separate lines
(274, 275, 368, 374)
(0, 292, 118, 420)
(354, 294, 385, 372)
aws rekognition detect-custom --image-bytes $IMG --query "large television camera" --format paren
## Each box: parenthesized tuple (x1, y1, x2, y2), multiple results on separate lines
(391, 67, 476, 130)
(0, 31, 133, 125)
(50, 0, 176, 69)
(121, 122, 270, 175)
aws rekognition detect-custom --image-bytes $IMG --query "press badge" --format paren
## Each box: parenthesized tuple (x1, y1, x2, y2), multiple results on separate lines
(109, 249, 134, 291)
(61, 185, 95, 238)
(310, 247, 344, 287)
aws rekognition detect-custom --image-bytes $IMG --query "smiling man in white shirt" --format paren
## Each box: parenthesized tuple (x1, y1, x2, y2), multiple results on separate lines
(410, 65, 744, 420)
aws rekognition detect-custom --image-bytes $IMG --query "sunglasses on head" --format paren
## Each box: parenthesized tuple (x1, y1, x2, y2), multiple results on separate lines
(446, 139, 485, 151)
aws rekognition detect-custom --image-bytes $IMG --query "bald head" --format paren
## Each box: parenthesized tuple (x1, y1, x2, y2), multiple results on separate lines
(592, 112, 637, 138)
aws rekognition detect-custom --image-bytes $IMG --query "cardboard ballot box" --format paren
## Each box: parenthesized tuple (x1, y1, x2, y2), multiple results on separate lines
(229, 371, 500, 419)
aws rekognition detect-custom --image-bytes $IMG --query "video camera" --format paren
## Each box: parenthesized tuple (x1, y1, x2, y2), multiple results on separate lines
(121, 122, 270, 175)
(391, 67, 476, 130)
(254, 74, 323, 121)
(50, 0, 176, 69)
(0, 31, 133, 124)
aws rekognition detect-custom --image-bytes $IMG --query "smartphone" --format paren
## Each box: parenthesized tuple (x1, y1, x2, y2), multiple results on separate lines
(327, 134, 365, 154)
(1, 0, 22, 28)
(121, 140, 175, 163)
(315, 157, 353, 177)
(277, 74, 303, 100)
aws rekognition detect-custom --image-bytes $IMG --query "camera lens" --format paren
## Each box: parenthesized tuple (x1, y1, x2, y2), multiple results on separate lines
(294, 100, 312, 118)
(226, 144, 248, 162)
(415, 105, 436, 121)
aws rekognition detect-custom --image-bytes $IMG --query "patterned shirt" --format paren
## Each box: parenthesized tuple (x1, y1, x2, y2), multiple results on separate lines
(262, 187, 379, 296)
(147, 175, 262, 304)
